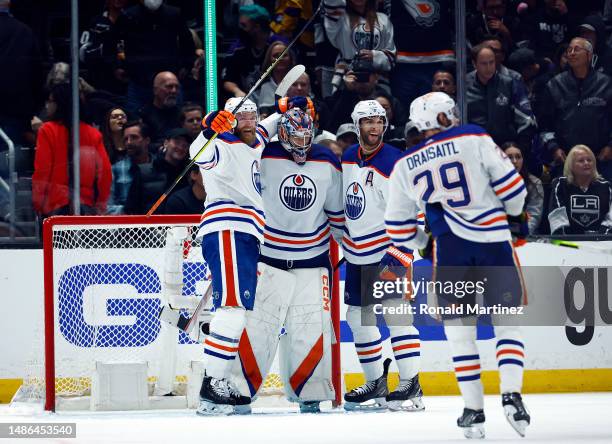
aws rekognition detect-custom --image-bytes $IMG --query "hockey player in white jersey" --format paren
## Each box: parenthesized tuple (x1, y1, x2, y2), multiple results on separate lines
(229, 107, 343, 413)
(386, 92, 530, 438)
(190, 97, 286, 415)
(341, 100, 424, 411)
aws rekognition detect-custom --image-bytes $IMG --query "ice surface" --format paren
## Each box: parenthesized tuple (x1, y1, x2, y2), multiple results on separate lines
(1, 393, 611, 444)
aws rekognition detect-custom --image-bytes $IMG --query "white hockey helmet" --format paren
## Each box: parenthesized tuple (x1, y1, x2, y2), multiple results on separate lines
(409, 92, 457, 132)
(350, 100, 388, 140)
(224, 97, 259, 121)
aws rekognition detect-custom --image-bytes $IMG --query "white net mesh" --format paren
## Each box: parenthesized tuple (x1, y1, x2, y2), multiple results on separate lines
(18, 218, 288, 409)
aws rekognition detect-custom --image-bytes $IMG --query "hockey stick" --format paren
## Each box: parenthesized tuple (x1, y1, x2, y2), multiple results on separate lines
(146, 3, 324, 216)
(528, 237, 612, 255)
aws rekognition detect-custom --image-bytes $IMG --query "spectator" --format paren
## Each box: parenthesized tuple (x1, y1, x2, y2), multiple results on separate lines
(180, 103, 203, 142)
(79, 0, 130, 95)
(432, 69, 457, 99)
(467, 0, 521, 50)
(270, 0, 314, 67)
(101, 107, 128, 163)
(503, 142, 544, 233)
(123, 120, 165, 213)
(317, 138, 344, 159)
(139, 71, 182, 149)
(153, 127, 190, 190)
(577, 15, 612, 76)
(375, 92, 407, 146)
(323, 0, 396, 75)
(182, 53, 207, 105)
(480, 34, 522, 81)
(32, 83, 112, 217)
(285, 72, 332, 135)
(539, 38, 612, 180)
(222, 4, 272, 99)
(335, 123, 358, 154)
(404, 120, 423, 150)
(257, 41, 296, 109)
(0, 0, 43, 150)
(507, 47, 554, 117)
(325, 69, 380, 132)
(548, 144, 612, 234)
(520, 0, 572, 61)
(466, 44, 537, 151)
(385, 0, 455, 107)
(163, 164, 205, 214)
(114, 0, 195, 111)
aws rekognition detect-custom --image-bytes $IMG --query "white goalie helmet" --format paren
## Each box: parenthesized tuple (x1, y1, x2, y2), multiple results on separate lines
(409, 92, 458, 132)
(351, 100, 388, 140)
(224, 97, 259, 121)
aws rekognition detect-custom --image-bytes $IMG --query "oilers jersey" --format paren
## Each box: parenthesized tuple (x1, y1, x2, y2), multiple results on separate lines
(260, 142, 344, 260)
(190, 115, 279, 242)
(342, 143, 417, 265)
(385, 124, 527, 249)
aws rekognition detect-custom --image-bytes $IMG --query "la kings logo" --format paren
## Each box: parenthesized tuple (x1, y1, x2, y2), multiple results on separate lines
(571, 195, 600, 227)
(279, 174, 317, 211)
(345, 182, 366, 220)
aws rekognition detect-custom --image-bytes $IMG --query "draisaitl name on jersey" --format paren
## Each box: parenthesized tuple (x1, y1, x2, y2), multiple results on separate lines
(373, 303, 524, 316)
(404, 141, 459, 171)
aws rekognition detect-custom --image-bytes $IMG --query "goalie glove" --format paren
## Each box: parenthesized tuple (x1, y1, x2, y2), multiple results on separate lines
(201, 110, 237, 135)
(276, 96, 315, 119)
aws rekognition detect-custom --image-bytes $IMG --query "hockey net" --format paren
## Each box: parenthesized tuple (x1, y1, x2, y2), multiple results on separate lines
(16, 215, 341, 411)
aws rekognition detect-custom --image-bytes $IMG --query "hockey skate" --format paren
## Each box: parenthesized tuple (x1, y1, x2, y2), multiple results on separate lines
(196, 375, 251, 416)
(299, 401, 321, 413)
(343, 358, 391, 411)
(502, 392, 530, 437)
(386, 374, 425, 411)
(457, 408, 486, 439)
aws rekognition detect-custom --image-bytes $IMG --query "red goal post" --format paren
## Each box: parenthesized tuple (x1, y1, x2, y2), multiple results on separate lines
(37, 215, 341, 411)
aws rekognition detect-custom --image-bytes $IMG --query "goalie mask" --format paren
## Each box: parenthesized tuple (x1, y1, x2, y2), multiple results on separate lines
(351, 100, 388, 143)
(278, 108, 314, 165)
(409, 92, 458, 132)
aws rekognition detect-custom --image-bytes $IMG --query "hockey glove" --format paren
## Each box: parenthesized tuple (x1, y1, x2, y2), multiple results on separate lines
(418, 232, 434, 260)
(201, 110, 237, 135)
(508, 211, 529, 239)
(276, 96, 315, 118)
(379, 246, 414, 300)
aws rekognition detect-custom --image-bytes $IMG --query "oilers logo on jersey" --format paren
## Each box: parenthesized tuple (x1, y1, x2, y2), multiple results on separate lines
(345, 182, 366, 220)
(403, 0, 440, 27)
(252, 160, 262, 195)
(279, 174, 317, 211)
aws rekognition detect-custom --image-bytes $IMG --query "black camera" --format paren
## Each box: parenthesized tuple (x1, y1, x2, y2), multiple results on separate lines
(349, 56, 374, 83)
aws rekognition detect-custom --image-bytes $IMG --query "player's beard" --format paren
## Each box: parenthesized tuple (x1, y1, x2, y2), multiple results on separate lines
(237, 127, 257, 146)
(360, 132, 383, 153)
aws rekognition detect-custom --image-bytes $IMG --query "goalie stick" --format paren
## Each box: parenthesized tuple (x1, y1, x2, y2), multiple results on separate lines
(146, 2, 324, 216)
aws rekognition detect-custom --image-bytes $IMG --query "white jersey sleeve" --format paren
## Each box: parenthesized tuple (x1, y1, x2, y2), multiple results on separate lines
(324, 161, 344, 243)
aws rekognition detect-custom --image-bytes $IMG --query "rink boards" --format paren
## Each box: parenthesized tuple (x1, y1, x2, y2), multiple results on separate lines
(0, 242, 611, 402)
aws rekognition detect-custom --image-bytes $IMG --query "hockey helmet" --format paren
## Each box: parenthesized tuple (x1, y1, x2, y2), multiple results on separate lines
(409, 92, 457, 132)
(224, 97, 259, 121)
(350, 100, 388, 141)
(278, 108, 314, 164)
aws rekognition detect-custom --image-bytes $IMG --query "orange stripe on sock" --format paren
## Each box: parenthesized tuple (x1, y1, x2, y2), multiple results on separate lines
(392, 343, 420, 352)
(290, 335, 323, 393)
(455, 364, 481, 372)
(356, 346, 382, 356)
(204, 338, 239, 353)
(496, 349, 525, 358)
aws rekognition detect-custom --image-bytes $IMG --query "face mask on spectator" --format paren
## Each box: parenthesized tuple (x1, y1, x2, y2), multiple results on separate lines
(143, 0, 163, 11)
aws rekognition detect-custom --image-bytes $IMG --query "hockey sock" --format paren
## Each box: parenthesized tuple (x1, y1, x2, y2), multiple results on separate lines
(493, 325, 524, 394)
(444, 323, 484, 410)
(204, 307, 246, 379)
(388, 325, 420, 380)
(347, 305, 383, 381)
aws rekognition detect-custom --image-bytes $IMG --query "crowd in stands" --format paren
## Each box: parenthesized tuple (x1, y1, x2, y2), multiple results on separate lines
(2, 0, 612, 239)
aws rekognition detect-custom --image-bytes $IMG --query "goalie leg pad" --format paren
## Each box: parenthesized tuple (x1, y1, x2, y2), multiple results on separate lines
(229, 263, 296, 397)
(279, 267, 335, 403)
(346, 305, 383, 381)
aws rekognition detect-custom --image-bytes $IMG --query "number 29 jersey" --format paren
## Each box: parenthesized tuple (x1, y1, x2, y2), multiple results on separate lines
(385, 124, 527, 249)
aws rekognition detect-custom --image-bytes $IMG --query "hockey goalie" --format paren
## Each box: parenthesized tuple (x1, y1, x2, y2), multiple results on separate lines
(228, 107, 344, 413)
